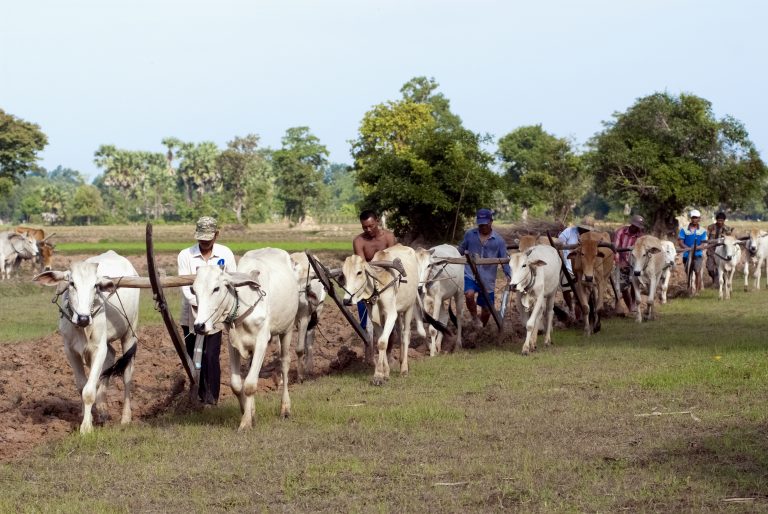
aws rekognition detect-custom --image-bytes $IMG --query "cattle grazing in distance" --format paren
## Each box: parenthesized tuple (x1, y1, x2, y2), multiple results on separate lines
(15, 226, 55, 272)
(714, 236, 742, 300)
(342, 244, 426, 385)
(744, 229, 768, 291)
(658, 240, 677, 304)
(192, 248, 299, 430)
(629, 235, 667, 323)
(34, 251, 140, 434)
(0, 230, 39, 279)
(290, 252, 327, 382)
(415, 244, 464, 356)
(509, 244, 561, 355)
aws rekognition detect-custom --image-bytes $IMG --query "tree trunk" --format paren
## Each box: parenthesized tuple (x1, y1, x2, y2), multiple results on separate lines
(651, 207, 679, 238)
(521, 207, 529, 222)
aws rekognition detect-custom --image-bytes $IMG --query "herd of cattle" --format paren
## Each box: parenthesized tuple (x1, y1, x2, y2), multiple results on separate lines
(3, 224, 768, 434)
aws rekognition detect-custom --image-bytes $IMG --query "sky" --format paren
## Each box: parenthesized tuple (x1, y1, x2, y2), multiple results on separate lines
(2, 0, 766, 181)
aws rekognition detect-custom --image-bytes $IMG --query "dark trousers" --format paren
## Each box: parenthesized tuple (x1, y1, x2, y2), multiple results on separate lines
(182, 326, 222, 404)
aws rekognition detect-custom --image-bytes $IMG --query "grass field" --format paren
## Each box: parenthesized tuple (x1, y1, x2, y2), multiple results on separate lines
(2, 280, 768, 511)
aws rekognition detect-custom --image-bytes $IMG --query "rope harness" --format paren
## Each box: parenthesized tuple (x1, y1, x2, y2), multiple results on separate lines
(51, 283, 139, 341)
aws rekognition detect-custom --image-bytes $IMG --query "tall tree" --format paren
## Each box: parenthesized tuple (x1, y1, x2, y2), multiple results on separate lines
(177, 141, 220, 202)
(498, 125, 586, 222)
(0, 109, 48, 196)
(217, 134, 272, 224)
(352, 78, 497, 241)
(589, 92, 766, 234)
(273, 126, 329, 223)
(69, 184, 104, 225)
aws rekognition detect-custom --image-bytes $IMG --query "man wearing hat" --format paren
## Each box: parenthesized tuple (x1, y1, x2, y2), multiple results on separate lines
(458, 208, 511, 328)
(706, 212, 734, 286)
(177, 216, 236, 405)
(678, 209, 707, 292)
(613, 214, 646, 314)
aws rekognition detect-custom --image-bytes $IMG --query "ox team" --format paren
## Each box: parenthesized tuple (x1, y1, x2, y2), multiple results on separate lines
(32, 207, 754, 433)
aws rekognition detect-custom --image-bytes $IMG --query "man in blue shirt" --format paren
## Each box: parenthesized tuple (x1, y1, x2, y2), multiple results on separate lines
(678, 209, 707, 292)
(458, 208, 511, 328)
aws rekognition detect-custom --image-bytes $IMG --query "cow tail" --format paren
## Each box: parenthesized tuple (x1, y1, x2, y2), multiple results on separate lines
(100, 343, 137, 382)
(448, 305, 458, 328)
(423, 310, 450, 334)
(307, 311, 319, 331)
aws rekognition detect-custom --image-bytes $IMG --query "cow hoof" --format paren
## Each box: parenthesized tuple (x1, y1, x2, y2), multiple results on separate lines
(280, 409, 291, 419)
(371, 376, 386, 386)
(238, 422, 253, 432)
(521, 349, 529, 356)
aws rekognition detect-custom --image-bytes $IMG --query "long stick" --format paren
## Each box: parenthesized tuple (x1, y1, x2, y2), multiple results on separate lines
(465, 253, 503, 331)
(546, 231, 585, 313)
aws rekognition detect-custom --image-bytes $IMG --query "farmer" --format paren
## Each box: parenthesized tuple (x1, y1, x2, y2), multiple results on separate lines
(613, 214, 646, 314)
(458, 208, 511, 328)
(678, 209, 707, 292)
(352, 210, 397, 332)
(177, 216, 236, 406)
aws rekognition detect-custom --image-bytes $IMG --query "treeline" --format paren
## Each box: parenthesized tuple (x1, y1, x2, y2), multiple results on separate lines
(1, 76, 766, 239)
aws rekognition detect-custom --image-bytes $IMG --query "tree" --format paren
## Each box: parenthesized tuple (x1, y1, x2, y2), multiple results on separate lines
(176, 141, 220, 203)
(69, 185, 104, 225)
(352, 78, 497, 242)
(217, 134, 273, 224)
(498, 125, 586, 222)
(0, 109, 48, 196)
(589, 92, 767, 234)
(273, 127, 329, 223)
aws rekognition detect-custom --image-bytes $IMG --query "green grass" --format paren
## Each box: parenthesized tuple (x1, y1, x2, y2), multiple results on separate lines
(3, 266, 768, 510)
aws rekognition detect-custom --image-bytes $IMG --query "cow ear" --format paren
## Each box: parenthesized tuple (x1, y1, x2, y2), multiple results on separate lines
(597, 251, 606, 258)
(648, 247, 662, 254)
(34, 270, 68, 286)
(229, 271, 260, 288)
(528, 259, 547, 268)
(97, 278, 117, 294)
(566, 253, 576, 260)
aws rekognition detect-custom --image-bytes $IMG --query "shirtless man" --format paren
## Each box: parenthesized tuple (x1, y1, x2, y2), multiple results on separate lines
(352, 210, 397, 347)
(353, 210, 397, 262)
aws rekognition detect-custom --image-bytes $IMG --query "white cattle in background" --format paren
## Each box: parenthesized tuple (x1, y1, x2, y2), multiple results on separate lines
(415, 244, 464, 355)
(191, 248, 299, 430)
(714, 236, 742, 300)
(0, 230, 38, 279)
(629, 236, 666, 323)
(509, 244, 561, 355)
(290, 252, 327, 381)
(342, 244, 425, 385)
(658, 240, 677, 304)
(34, 251, 140, 434)
(744, 229, 768, 290)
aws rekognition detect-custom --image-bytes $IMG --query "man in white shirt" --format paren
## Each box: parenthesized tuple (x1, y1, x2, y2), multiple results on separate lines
(178, 216, 236, 405)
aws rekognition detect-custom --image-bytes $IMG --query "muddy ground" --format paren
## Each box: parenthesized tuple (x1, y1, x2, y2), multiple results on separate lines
(0, 251, 697, 462)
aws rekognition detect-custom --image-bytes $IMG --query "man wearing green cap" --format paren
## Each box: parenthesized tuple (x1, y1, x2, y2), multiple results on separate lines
(177, 216, 236, 405)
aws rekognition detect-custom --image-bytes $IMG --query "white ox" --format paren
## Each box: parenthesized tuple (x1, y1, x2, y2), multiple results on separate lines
(290, 252, 327, 381)
(342, 244, 425, 385)
(34, 251, 140, 434)
(0, 230, 39, 280)
(744, 229, 768, 291)
(191, 248, 299, 430)
(629, 235, 666, 323)
(415, 244, 464, 356)
(658, 240, 677, 304)
(509, 244, 561, 355)
(714, 236, 742, 300)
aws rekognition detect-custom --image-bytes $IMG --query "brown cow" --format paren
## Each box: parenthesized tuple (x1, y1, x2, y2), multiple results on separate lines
(15, 226, 55, 271)
(567, 231, 615, 336)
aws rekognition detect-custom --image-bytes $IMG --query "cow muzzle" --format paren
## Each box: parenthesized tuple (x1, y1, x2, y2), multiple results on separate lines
(583, 275, 593, 283)
(343, 296, 353, 307)
(193, 323, 207, 335)
(633, 270, 641, 277)
(76, 314, 91, 327)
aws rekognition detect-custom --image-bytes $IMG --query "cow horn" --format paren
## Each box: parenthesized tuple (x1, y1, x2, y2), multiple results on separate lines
(369, 257, 407, 277)
(598, 242, 616, 250)
(42, 232, 57, 243)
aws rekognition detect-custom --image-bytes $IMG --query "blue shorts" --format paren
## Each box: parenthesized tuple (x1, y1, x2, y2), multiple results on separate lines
(464, 277, 495, 308)
(357, 302, 368, 329)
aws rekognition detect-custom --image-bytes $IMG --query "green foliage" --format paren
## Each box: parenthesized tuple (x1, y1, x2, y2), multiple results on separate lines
(589, 92, 767, 232)
(498, 125, 587, 221)
(0, 108, 48, 187)
(273, 126, 329, 223)
(217, 134, 274, 224)
(69, 185, 104, 225)
(352, 77, 497, 242)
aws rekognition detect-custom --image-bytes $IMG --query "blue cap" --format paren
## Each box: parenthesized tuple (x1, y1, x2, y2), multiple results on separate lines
(476, 208, 493, 225)
(217, 258, 225, 269)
